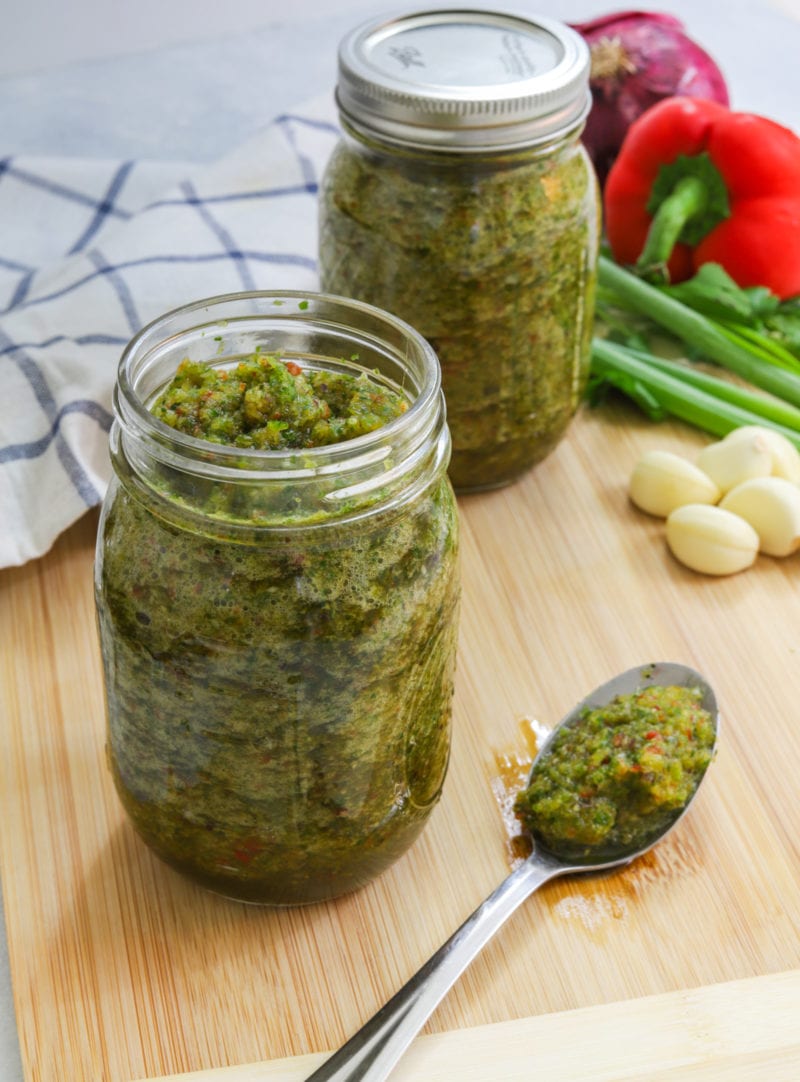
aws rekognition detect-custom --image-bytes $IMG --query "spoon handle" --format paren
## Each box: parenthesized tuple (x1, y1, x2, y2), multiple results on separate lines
(303, 854, 564, 1082)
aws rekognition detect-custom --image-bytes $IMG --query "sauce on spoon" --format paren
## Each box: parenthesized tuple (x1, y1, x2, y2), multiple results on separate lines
(515, 682, 716, 862)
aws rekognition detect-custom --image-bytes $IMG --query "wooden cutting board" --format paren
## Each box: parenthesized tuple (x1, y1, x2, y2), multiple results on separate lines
(2, 399, 800, 1081)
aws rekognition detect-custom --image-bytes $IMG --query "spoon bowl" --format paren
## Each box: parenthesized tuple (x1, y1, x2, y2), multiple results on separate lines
(304, 661, 719, 1082)
(525, 660, 719, 869)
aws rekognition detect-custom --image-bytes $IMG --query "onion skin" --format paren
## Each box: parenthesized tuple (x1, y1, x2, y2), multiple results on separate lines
(572, 10, 730, 187)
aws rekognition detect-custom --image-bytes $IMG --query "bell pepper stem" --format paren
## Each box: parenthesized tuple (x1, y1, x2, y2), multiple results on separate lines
(635, 176, 709, 281)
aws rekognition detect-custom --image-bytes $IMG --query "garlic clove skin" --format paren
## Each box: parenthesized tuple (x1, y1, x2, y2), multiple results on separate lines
(720, 476, 800, 557)
(721, 425, 800, 485)
(629, 449, 720, 517)
(665, 504, 759, 575)
(695, 432, 772, 495)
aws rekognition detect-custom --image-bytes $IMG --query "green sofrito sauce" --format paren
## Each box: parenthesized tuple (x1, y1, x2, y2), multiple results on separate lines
(319, 133, 599, 492)
(97, 353, 460, 905)
(153, 354, 408, 449)
(514, 685, 715, 860)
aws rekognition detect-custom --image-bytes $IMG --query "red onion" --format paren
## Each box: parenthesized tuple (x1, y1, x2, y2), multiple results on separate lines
(571, 10, 730, 187)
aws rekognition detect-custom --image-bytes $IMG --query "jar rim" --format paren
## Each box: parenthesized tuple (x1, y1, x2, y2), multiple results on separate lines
(115, 289, 445, 482)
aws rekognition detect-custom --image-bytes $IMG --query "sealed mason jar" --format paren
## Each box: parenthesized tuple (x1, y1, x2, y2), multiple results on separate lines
(319, 9, 600, 492)
(94, 292, 460, 905)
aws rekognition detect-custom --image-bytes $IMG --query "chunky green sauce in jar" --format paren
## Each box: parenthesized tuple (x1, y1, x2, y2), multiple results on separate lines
(95, 293, 460, 905)
(514, 685, 716, 860)
(319, 11, 600, 492)
(151, 353, 408, 448)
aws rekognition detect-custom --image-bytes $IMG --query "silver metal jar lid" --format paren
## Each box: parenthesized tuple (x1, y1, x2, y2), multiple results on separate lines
(335, 8, 591, 151)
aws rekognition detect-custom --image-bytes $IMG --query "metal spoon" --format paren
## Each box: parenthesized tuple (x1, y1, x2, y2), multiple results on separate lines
(304, 661, 719, 1082)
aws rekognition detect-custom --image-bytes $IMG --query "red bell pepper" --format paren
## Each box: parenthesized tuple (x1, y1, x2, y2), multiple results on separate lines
(604, 96, 800, 299)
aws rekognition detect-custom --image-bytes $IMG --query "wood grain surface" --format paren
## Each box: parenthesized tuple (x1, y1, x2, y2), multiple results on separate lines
(2, 398, 800, 1081)
(148, 970, 800, 1081)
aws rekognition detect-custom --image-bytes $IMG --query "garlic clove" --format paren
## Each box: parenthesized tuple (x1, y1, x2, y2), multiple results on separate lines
(721, 425, 800, 485)
(665, 504, 759, 575)
(720, 476, 800, 557)
(695, 432, 772, 495)
(629, 449, 720, 517)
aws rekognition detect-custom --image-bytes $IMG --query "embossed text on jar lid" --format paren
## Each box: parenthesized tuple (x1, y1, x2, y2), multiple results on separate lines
(335, 7, 591, 151)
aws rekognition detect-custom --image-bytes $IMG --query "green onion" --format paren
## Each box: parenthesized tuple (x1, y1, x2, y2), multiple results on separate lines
(626, 348, 800, 432)
(598, 256, 800, 406)
(715, 321, 800, 373)
(591, 338, 800, 450)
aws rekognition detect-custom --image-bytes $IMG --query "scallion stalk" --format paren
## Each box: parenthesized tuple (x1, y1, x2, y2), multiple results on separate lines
(715, 321, 800, 374)
(598, 255, 800, 405)
(627, 349, 800, 432)
(591, 338, 800, 449)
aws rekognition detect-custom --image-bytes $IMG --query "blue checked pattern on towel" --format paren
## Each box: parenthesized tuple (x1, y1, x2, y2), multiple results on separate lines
(0, 94, 340, 568)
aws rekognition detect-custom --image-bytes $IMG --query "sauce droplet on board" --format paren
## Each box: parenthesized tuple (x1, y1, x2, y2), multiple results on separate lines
(490, 716, 549, 865)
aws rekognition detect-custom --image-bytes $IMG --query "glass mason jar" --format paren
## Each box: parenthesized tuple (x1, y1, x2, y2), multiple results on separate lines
(94, 292, 460, 906)
(319, 9, 600, 492)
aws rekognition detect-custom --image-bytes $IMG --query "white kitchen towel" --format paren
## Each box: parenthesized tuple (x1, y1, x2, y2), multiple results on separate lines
(0, 94, 340, 568)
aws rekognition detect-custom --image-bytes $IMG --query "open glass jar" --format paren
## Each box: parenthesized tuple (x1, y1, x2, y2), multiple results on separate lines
(319, 9, 600, 492)
(94, 292, 460, 905)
